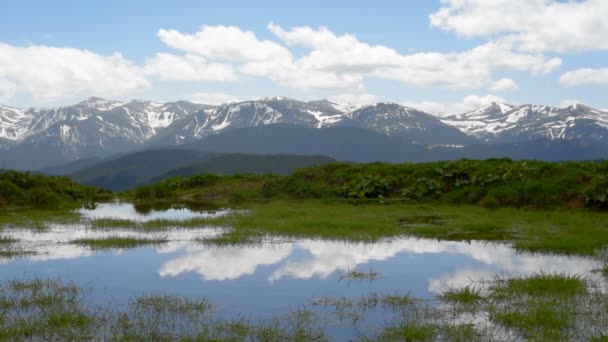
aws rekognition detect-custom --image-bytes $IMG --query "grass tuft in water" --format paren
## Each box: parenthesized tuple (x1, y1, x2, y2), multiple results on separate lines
(195, 230, 263, 246)
(490, 272, 587, 298)
(0, 236, 17, 244)
(439, 285, 483, 306)
(0, 246, 35, 259)
(70, 236, 169, 250)
(338, 268, 381, 282)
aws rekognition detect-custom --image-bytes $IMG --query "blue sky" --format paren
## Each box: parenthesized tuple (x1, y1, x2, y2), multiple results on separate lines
(1, 0, 607, 113)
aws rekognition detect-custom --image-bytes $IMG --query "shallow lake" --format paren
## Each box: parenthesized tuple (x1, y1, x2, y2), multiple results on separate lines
(0, 203, 602, 339)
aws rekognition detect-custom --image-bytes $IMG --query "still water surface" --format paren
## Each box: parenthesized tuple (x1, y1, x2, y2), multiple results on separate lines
(0, 203, 601, 338)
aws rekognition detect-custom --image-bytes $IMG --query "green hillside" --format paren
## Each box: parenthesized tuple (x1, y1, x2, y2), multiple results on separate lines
(68, 149, 215, 191)
(154, 154, 335, 180)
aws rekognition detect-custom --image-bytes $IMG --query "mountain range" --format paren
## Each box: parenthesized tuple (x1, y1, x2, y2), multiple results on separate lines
(2, 96, 608, 170)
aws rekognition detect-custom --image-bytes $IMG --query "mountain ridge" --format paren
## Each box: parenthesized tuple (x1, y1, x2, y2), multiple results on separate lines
(2, 96, 608, 170)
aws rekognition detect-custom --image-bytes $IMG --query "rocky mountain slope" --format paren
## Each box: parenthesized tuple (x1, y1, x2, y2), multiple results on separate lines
(2, 96, 608, 170)
(441, 103, 608, 144)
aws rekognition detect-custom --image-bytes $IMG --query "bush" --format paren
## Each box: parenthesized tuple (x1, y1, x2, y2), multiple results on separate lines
(133, 186, 154, 200)
(585, 177, 608, 209)
(482, 195, 500, 209)
(0, 180, 23, 203)
(27, 188, 61, 209)
(340, 174, 391, 199)
(441, 186, 487, 205)
(184, 174, 221, 188)
(486, 185, 522, 207)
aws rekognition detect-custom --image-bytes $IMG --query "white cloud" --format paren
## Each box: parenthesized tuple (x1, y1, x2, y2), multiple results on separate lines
(0, 43, 149, 103)
(0, 79, 17, 103)
(560, 68, 608, 86)
(329, 93, 377, 107)
(152, 23, 559, 93)
(189, 92, 240, 105)
(157, 25, 292, 63)
(269, 25, 560, 90)
(430, 0, 608, 53)
(400, 100, 448, 115)
(452, 94, 508, 113)
(145, 53, 237, 81)
(490, 78, 519, 92)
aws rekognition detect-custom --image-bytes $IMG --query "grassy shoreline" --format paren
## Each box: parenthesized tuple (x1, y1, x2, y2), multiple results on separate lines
(2, 199, 608, 255)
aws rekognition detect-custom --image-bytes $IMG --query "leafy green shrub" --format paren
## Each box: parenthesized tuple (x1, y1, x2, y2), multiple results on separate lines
(340, 174, 391, 199)
(0, 180, 23, 203)
(150, 183, 174, 199)
(486, 185, 522, 207)
(401, 177, 444, 200)
(585, 177, 608, 209)
(133, 186, 154, 200)
(441, 186, 487, 205)
(184, 174, 221, 188)
(27, 188, 61, 209)
(482, 195, 500, 209)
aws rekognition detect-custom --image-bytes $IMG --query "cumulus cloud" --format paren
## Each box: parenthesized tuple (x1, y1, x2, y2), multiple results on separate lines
(269, 25, 559, 90)
(145, 53, 237, 81)
(152, 23, 557, 93)
(329, 93, 377, 106)
(560, 68, 608, 86)
(430, 0, 608, 53)
(0, 43, 149, 103)
(0, 79, 17, 103)
(490, 78, 519, 92)
(157, 26, 292, 63)
(400, 100, 448, 115)
(189, 92, 240, 105)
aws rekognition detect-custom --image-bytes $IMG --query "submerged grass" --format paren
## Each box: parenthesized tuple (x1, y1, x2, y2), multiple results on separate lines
(0, 207, 81, 230)
(70, 236, 169, 250)
(338, 268, 381, 282)
(0, 274, 607, 341)
(0, 236, 17, 244)
(195, 230, 263, 246)
(88, 217, 219, 231)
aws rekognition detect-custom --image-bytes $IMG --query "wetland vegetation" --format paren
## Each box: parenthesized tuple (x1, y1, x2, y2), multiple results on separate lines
(2, 159, 608, 340)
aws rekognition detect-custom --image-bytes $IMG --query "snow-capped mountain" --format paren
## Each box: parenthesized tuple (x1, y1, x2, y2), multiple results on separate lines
(442, 102, 608, 144)
(153, 97, 348, 145)
(0, 104, 34, 142)
(1, 97, 210, 169)
(346, 103, 473, 144)
(3, 96, 608, 170)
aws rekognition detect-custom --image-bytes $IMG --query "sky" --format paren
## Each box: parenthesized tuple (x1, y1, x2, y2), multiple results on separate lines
(1, 0, 607, 113)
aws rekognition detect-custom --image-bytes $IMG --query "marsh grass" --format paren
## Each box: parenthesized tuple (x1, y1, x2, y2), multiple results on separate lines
(0, 208, 81, 230)
(7, 199, 608, 256)
(0, 235, 17, 244)
(0, 278, 330, 341)
(70, 236, 169, 250)
(0, 275, 607, 341)
(439, 286, 484, 306)
(88, 217, 219, 231)
(338, 268, 381, 282)
(204, 200, 608, 255)
(195, 230, 263, 246)
(490, 272, 587, 298)
(0, 245, 35, 259)
(484, 273, 600, 341)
